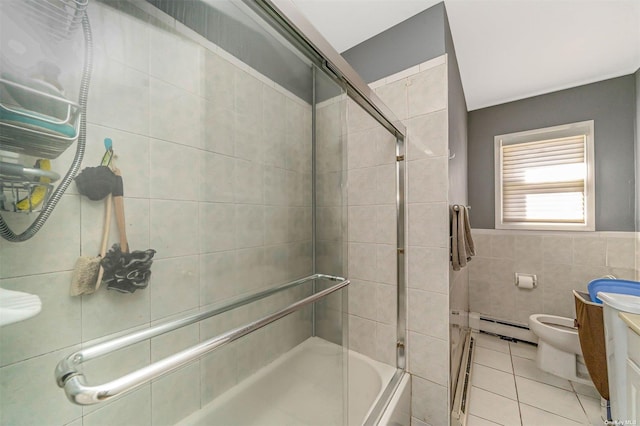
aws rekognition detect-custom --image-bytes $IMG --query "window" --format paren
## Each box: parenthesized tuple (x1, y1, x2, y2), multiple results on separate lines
(495, 120, 595, 231)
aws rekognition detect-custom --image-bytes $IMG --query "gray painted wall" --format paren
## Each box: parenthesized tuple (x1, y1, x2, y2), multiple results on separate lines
(468, 75, 637, 231)
(444, 7, 467, 206)
(341, 3, 445, 83)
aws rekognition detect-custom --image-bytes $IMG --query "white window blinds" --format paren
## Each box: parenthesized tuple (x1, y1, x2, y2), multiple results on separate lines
(495, 121, 594, 231)
(500, 135, 587, 224)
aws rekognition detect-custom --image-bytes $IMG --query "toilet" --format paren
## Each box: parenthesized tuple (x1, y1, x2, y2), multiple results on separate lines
(529, 314, 591, 384)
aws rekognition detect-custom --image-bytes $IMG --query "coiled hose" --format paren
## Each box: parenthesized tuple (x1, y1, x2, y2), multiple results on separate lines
(0, 12, 93, 242)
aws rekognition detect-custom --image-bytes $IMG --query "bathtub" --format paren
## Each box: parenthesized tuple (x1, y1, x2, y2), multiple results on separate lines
(177, 337, 404, 425)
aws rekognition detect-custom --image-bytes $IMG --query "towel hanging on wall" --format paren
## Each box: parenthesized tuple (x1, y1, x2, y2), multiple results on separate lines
(450, 205, 475, 271)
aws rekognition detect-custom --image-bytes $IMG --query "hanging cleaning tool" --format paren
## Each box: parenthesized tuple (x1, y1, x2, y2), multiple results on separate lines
(69, 139, 115, 296)
(101, 161, 155, 294)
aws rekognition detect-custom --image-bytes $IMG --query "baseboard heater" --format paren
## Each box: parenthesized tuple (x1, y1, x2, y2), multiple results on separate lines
(451, 329, 474, 426)
(469, 312, 538, 344)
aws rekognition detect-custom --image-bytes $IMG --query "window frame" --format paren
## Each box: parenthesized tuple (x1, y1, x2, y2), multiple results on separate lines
(494, 120, 595, 231)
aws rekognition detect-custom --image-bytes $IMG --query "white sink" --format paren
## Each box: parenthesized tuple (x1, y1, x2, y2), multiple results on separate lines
(0, 287, 42, 327)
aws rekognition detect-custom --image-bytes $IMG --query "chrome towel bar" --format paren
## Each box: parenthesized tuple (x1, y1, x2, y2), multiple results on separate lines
(55, 274, 348, 405)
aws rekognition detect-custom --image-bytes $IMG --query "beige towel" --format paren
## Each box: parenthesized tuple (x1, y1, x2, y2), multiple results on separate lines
(451, 205, 475, 271)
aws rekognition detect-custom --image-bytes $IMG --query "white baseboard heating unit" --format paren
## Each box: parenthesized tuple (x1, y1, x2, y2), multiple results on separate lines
(451, 329, 475, 426)
(469, 312, 538, 344)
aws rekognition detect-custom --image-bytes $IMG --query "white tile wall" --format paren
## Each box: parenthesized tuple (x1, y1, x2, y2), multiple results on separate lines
(344, 98, 399, 366)
(0, 2, 315, 424)
(368, 57, 451, 425)
(469, 229, 638, 323)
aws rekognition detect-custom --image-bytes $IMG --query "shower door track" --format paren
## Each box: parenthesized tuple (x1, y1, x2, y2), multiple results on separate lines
(55, 274, 348, 405)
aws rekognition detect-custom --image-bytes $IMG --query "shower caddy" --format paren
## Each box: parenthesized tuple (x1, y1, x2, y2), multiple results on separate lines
(0, 0, 92, 241)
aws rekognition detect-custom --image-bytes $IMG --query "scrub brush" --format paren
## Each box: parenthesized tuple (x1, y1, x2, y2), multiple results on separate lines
(70, 193, 112, 296)
(70, 139, 115, 296)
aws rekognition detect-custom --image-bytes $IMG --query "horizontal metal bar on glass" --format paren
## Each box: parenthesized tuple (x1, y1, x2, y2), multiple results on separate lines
(55, 273, 347, 404)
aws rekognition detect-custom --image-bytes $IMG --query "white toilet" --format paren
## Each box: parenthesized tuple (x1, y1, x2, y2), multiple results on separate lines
(529, 314, 591, 384)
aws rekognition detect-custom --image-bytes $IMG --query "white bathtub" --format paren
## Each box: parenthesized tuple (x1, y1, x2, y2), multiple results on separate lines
(177, 337, 400, 425)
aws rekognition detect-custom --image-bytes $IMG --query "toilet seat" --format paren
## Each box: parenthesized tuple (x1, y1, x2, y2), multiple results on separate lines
(529, 314, 582, 355)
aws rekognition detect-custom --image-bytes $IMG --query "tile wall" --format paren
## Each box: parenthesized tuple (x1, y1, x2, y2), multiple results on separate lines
(469, 229, 638, 324)
(371, 55, 451, 426)
(315, 94, 348, 346)
(0, 2, 316, 424)
(342, 98, 398, 367)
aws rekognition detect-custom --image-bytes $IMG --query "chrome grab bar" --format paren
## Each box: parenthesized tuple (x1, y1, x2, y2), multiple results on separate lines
(55, 274, 348, 405)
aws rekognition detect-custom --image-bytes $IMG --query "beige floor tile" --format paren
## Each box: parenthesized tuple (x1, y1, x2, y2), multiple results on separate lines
(509, 341, 537, 360)
(577, 394, 604, 426)
(571, 381, 601, 399)
(511, 356, 572, 391)
(515, 376, 587, 422)
(474, 346, 513, 373)
(520, 403, 584, 426)
(475, 333, 511, 354)
(471, 363, 518, 400)
(468, 386, 521, 426)
(467, 414, 501, 426)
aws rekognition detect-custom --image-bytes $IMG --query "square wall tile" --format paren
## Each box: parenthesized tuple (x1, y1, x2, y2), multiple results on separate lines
(376, 164, 397, 205)
(375, 78, 408, 121)
(348, 167, 377, 206)
(151, 363, 200, 426)
(203, 104, 235, 156)
(89, 3, 149, 73)
(0, 346, 82, 426)
(200, 151, 235, 203)
(406, 110, 447, 161)
(82, 386, 151, 426)
(87, 59, 149, 135)
(200, 251, 237, 304)
(150, 139, 201, 201)
(408, 246, 448, 293)
(150, 200, 199, 259)
(203, 50, 235, 108)
(0, 272, 80, 367)
(542, 235, 573, 264)
(149, 78, 203, 149)
(408, 203, 448, 248)
(149, 25, 202, 94)
(349, 315, 376, 359)
(81, 283, 150, 341)
(348, 243, 378, 282)
(408, 290, 448, 340)
(150, 256, 199, 321)
(573, 235, 606, 266)
(235, 204, 264, 249)
(235, 159, 263, 205)
(606, 236, 635, 268)
(408, 331, 448, 385)
(407, 65, 446, 118)
(0, 195, 80, 279)
(411, 376, 448, 426)
(348, 279, 377, 320)
(199, 202, 236, 254)
(408, 157, 448, 203)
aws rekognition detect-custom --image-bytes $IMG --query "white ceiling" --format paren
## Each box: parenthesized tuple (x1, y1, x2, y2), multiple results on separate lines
(291, 0, 640, 111)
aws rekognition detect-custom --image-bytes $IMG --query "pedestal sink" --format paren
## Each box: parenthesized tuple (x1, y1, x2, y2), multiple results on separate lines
(0, 287, 42, 327)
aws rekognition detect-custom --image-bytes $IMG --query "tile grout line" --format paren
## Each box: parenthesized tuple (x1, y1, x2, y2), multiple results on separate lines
(509, 343, 525, 426)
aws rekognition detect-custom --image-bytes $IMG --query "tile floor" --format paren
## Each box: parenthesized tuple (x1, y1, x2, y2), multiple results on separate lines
(467, 332, 605, 426)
